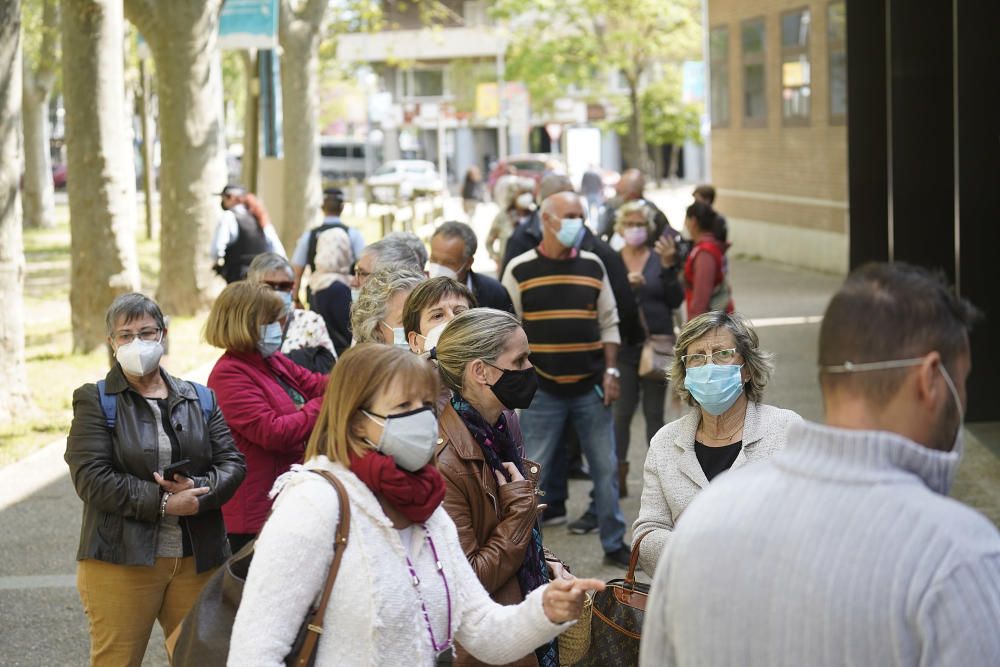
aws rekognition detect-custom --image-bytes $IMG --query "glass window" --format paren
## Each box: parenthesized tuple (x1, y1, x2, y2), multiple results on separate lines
(741, 18, 766, 125)
(780, 8, 811, 123)
(404, 69, 445, 98)
(828, 1, 847, 123)
(710, 26, 730, 127)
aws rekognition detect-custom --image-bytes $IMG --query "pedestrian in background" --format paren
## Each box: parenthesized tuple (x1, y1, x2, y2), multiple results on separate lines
(502, 191, 631, 567)
(640, 263, 1000, 666)
(597, 169, 669, 243)
(692, 184, 728, 244)
(488, 184, 535, 274)
(351, 265, 426, 346)
(66, 293, 245, 666)
(683, 201, 733, 319)
(462, 166, 485, 221)
(205, 282, 328, 553)
(631, 311, 800, 575)
(289, 188, 366, 305)
(209, 184, 285, 283)
(353, 232, 428, 289)
(613, 201, 684, 497)
(402, 276, 476, 355)
(229, 345, 603, 666)
(580, 165, 604, 228)
(435, 309, 573, 666)
(429, 221, 514, 313)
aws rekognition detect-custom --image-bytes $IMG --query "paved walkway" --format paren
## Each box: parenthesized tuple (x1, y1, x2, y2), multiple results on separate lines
(2, 208, 998, 664)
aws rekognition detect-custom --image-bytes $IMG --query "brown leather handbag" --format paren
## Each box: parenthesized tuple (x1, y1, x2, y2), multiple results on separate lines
(572, 534, 649, 667)
(171, 470, 351, 667)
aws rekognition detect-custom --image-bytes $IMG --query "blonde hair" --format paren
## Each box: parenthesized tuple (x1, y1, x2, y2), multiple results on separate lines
(350, 265, 425, 343)
(305, 344, 440, 464)
(670, 311, 774, 406)
(614, 200, 654, 235)
(204, 282, 284, 353)
(435, 309, 522, 392)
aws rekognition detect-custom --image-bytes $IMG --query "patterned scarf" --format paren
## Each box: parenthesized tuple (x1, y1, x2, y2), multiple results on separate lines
(450, 394, 558, 667)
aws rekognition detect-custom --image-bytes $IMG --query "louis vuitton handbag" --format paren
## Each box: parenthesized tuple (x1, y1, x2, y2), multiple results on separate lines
(572, 534, 649, 666)
(171, 470, 351, 667)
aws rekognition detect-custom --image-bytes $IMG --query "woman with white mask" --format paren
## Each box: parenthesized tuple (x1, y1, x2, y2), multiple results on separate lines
(631, 311, 802, 575)
(205, 282, 328, 554)
(402, 276, 476, 356)
(350, 265, 425, 347)
(230, 344, 603, 666)
(66, 293, 246, 666)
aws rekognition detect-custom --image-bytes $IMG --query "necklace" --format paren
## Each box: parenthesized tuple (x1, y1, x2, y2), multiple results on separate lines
(404, 524, 453, 653)
(700, 417, 743, 443)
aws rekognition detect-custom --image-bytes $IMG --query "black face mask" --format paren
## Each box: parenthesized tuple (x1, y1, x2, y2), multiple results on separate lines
(485, 361, 538, 410)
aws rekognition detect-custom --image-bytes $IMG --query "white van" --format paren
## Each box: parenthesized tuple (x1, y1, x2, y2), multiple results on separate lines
(318, 137, 373, 182)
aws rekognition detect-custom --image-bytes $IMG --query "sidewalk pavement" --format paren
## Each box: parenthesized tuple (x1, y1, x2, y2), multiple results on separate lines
(1, 234, 998, 666)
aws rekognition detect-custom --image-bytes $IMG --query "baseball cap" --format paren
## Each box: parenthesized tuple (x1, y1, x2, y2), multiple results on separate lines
(217, 184, 246, 197)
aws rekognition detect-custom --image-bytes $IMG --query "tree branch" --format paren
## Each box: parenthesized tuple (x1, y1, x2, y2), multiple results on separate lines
(123, 0, 157, 38)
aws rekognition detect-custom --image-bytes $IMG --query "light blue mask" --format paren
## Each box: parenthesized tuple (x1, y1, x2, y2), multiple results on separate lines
(257, 321, 283, 358)
(684, 363, 745, 416)
(277, 290, 293, 314)
(556, 217, 585, 248)
(382, 321, 408, 349)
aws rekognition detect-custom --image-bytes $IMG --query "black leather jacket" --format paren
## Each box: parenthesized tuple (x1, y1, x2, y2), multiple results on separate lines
(65, 365, 245, 572)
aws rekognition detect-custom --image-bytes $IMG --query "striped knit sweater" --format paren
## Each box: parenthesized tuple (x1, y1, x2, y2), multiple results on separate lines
(501, 249, 620, 396)
(640, 420, 1000, 666)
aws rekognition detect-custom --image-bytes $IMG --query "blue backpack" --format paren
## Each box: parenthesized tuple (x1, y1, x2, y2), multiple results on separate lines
(96, 379, 213, 429)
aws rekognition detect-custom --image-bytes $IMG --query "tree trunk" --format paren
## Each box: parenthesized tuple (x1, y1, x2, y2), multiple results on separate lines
(652, 143, 665, 186)
(21, 0, 58, 230)
(625, 78, 652, 176)
(278, 0, 327, 251)
(61, 0, 141, 353)
(138, 57, 155, 239)
(0, 0, 34, 421)
(240, 50, 259, 191)
(125, 0, 227, 315)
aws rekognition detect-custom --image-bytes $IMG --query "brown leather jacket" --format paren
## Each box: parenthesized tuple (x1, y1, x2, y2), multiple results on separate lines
(436, 403, 548, 667)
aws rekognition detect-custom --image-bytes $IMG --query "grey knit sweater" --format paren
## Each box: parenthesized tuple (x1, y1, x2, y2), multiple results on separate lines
(640, 420, 1000, 666)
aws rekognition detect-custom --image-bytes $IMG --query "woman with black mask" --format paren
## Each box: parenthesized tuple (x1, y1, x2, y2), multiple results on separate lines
(433, 309, 571, 667)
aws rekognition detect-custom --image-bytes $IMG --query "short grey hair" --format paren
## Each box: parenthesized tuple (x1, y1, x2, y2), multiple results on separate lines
(350, 265, 426, 344)
(368, 232, 428, 273)
(435, 309, 522, 392)
(432, 221, 477, 259)
(105, 292, 165, 336)
(670, 311, 774, 406)
(247, 252, 294, 282)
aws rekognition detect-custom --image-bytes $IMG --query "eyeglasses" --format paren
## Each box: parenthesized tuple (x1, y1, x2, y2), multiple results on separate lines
(681, 348, 738, 368)
(113, 328, 162, 346)
(263, 280, 295, 292)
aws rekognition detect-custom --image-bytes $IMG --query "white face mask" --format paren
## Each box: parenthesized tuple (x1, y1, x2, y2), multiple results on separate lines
(382, 321, 408, 349)
(417, 321, 448, 355)
(115, 336, 164, 377)
(426, 262, 459, 281)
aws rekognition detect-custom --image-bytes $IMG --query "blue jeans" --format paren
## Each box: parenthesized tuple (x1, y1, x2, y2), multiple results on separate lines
(520, 387, 626, 553)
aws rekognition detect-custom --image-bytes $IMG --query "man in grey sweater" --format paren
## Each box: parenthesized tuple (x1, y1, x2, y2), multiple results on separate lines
(641, 262, 1000, 666)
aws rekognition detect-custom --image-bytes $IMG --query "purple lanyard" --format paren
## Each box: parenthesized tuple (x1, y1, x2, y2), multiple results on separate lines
(403, 524, 453, 653)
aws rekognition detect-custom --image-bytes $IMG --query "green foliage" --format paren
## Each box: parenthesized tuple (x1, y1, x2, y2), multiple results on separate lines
(603, 72, 702, 147)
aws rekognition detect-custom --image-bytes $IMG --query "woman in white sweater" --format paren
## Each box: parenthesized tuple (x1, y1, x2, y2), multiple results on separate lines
(632, 311, 801, 575)
(230, 344, 603, 666)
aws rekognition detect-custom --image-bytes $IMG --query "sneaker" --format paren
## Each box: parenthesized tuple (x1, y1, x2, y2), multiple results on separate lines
(603, 545, 632, 568)
(567, 511, 599, 535)
(542, 504, 567, 526)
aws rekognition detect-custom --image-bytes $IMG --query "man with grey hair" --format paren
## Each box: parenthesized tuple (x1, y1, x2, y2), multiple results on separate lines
(640, 262, 1000, 666)
(597, 169, 670, 243)
(353, 231, 428, 289)
(429, 221, 513, 313)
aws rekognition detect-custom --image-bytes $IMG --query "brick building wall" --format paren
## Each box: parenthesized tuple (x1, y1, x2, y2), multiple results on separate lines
(709, 0, 848, 273)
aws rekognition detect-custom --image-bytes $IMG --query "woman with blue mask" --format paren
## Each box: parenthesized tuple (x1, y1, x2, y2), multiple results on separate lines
(205, 282, 329, 553)
(631, 311, 802, 575)
(350, 265, 426, 347)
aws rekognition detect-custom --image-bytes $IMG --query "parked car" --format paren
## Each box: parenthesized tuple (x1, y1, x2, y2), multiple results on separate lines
(487, 153, 566, 196)
(365, 160, 444, 203)
(52, 163, 67, 189)
(320, 137, 372, 183)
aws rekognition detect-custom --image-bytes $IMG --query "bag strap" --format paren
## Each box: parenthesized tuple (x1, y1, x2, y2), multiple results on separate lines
(290, 469, 352, 667)
(188, 381, 214, 423)
(625, 531, 652, 586)
(96, 380, 117, 429)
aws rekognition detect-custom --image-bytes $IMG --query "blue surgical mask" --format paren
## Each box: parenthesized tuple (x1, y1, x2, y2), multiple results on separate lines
(556, 217, 585, 248)
(684, 363, 745, 416)
(277, 290, 293, 314)
(257, 321, 283, 358)
(382, 321, 408, 349)
(350, 288, 360, 302)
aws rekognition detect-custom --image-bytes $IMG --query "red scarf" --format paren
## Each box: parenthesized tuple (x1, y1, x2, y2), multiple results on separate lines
(348, 450, 446, 524)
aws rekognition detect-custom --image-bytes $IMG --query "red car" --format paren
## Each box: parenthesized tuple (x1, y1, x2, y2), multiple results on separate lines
(487, 153, 565, 196)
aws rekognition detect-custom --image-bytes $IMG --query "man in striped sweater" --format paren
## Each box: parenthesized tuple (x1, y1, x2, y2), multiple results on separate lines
(502, 192, 631, 567)
(641, 263, 1000, 665)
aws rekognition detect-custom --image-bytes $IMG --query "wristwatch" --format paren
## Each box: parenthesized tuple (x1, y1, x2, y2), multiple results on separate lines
(604, 367, 621, 379)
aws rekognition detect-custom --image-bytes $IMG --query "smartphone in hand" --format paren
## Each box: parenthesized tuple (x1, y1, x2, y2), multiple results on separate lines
(162, 458, 192, 481)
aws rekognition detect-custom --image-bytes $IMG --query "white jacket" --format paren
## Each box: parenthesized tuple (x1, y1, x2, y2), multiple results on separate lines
(229, 457, 566, 666)
(631, 402, 801, 575)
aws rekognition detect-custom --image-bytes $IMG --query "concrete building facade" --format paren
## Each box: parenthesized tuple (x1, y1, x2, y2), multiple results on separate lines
(708, 0, 848, 273)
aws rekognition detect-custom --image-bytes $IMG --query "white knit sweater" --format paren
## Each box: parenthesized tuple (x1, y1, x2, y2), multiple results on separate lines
(229, 457, 566, 666)
(640, 421, 1000, 666)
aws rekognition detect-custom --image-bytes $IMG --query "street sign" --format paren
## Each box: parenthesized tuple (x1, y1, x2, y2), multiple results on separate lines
(219, 0, 279, 50)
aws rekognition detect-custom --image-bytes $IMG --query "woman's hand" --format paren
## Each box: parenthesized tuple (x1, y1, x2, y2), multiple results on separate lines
(493, 462, 525, 486)
(627, 271, 646, 288)
(542, 578, 606, 623)
(154, 471, 195, 494)
(654, 235, 677, 267)
(164, 487, 210, 516)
